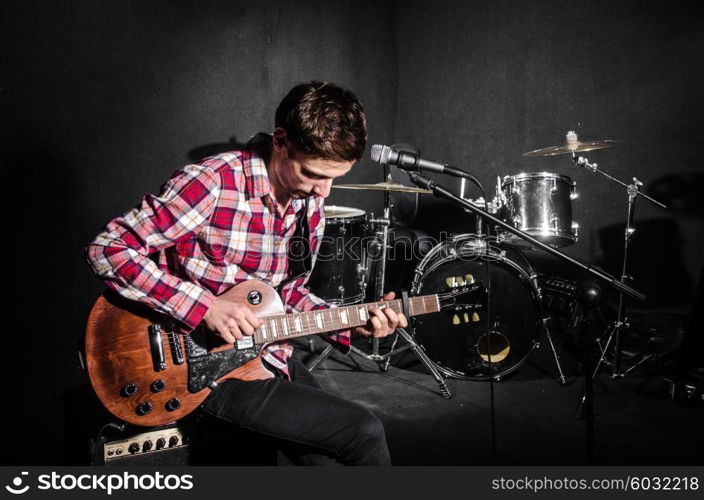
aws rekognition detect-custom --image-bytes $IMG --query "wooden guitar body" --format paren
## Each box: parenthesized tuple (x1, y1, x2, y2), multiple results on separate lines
(85, 281, 282, 427)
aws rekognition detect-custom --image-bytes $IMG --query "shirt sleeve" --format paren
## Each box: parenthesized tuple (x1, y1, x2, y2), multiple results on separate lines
(86, 164, 220, 330)
(279, 196, 351, 353)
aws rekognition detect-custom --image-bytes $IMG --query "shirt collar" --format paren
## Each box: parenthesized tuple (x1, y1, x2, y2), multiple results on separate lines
(244, 133, 306, 214)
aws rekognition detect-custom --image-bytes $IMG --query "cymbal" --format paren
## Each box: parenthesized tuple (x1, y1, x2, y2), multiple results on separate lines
(523, 137, 621, 157)
(333, 182, 432, 194)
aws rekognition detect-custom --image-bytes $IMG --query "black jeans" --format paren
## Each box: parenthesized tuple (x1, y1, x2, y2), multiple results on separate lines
(200, 353, 391, 465)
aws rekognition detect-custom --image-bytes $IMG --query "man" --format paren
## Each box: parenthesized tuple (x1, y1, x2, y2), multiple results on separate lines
(87, 81, 406, 465)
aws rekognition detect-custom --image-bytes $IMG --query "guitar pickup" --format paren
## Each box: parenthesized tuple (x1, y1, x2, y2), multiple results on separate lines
(148, 323, 166, 372)
(236, 336, 254, 350)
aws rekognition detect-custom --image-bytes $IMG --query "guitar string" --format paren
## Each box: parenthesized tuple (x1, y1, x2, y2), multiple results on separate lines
(156, 295, 439, 348)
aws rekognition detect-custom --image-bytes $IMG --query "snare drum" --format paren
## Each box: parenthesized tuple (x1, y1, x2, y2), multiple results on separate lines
(307, 205, 369, 305)
(498, 172, 578, 249)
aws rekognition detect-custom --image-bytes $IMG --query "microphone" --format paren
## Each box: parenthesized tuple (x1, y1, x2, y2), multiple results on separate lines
(370, 144, 471, 179)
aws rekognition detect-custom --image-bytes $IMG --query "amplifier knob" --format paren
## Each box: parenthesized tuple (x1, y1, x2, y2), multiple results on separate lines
(156, 438, 166, 449)
(168, 436, 179, 447)
(142, 440, 153, 452)
(150, 379, 166, 392)
(128, 443, 139, 454)
(135, 401, 153, 416)
(165, 398, 181, 411)
(120, 383, 138, 397)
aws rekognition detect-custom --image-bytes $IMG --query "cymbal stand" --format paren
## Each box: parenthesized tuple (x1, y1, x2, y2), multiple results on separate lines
(570, 153, 665, 381)
(310, 166, 452, 398)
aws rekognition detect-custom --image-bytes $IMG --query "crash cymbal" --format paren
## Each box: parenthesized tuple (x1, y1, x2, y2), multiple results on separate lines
(333, 182, 432, 194)
(523, 131, 621, 157)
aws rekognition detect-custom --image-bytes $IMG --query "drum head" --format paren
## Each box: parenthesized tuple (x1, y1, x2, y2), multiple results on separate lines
(411, 243, 543, 380)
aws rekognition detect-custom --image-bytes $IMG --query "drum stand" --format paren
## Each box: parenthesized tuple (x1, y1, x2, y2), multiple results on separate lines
(308, 167, 452, 398)
(569, 154, 666, 385)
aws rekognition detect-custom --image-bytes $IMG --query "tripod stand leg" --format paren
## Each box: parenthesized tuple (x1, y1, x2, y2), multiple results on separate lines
(544, 324, 567, 385)
(381, 333, 400, 372)
(395, 327, 452, 399)
(306, 344, 334, 372)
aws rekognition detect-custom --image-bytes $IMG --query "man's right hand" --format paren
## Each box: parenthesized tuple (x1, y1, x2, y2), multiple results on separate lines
(203, 295, 263, 344)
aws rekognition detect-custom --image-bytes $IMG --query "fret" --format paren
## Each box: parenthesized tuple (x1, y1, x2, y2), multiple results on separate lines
(324, 308, 332, 331)
(282, 315, 289, 337)
(315, 312, 323, 330)
(329, 308, 338, 331)
(269, 317, 278, 339)
(306, 310, 315, 334)
(352, 305, 359, 326)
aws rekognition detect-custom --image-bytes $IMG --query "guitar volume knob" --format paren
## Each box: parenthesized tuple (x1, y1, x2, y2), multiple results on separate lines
(135, 401, 153, 416)
(165, 398, 181, 412)
(150, 379, 166, 392)
(120, 383, 138, 397)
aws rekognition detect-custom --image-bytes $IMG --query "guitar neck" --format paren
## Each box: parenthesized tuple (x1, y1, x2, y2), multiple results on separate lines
(251, 295, 440, 345)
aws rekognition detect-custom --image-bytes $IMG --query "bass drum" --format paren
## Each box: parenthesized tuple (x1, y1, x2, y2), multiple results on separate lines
(410, 234, 545, 380)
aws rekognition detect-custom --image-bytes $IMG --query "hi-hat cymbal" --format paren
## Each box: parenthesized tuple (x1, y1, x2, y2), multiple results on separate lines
(333, 182, 432, 194)
(523, 131, 622, 157)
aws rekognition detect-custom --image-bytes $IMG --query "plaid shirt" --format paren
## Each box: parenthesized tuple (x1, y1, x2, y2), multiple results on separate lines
(87, 140, 350, 377)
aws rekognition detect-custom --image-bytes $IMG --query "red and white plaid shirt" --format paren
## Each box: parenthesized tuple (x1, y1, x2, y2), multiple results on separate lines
(87, 139, 350, 377)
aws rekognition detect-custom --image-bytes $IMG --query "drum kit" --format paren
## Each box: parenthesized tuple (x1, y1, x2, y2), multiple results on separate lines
(306, 131, 663, 395)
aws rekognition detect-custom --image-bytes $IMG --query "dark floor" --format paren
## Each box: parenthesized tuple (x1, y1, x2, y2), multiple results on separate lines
(293, 325, 703, 466)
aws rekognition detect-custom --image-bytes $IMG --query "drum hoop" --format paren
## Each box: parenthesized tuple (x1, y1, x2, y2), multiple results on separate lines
(497, 227, 577, 238)
(502, 172, 573, 186)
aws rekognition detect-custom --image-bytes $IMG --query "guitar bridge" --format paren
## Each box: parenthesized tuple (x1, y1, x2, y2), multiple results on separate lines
(167, 330, 184, 365)
(148, 323, 166, 372)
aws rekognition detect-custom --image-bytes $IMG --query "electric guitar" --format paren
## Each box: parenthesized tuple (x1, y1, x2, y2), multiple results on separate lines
(85, 279, 486, 427)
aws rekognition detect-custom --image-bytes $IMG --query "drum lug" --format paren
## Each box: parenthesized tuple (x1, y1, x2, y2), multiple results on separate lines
(551, 177, 557, 192)
(570, 181, 579, 200)
(551, 214, 559, 232)
(572, 222, 579, 240)
(512, 215, 521, 227)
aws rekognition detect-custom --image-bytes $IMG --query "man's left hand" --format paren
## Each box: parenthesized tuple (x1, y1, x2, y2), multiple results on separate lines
(352, 291, 408, 338)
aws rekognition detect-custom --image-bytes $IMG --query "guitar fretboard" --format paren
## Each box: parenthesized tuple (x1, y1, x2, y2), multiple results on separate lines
(252, 295, 440, 344)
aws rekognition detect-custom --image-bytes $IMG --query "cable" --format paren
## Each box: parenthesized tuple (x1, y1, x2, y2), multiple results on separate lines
(458, 173, 499, 464)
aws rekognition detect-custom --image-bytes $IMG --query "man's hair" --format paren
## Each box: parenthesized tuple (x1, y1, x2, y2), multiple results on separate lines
(275, 81, 367, 162)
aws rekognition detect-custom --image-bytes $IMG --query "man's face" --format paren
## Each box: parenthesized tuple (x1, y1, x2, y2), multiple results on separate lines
(277, 146, 355, 199)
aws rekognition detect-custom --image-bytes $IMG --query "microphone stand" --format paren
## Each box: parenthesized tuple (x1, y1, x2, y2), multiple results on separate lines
(406, 172, 646, 464)
(571, 153, 666, 378)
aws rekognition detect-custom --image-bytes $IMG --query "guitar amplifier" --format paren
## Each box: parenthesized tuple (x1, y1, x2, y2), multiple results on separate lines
(99, 426, 191, 466)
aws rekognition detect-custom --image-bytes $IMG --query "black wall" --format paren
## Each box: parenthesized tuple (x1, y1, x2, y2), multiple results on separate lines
(2, 0, 702, 464)
(392, 0, 704, 304)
